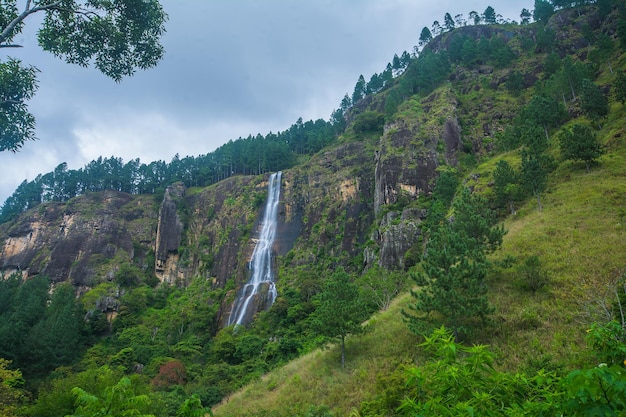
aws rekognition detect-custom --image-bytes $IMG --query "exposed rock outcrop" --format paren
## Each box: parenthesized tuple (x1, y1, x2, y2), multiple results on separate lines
(0, 191, 156, 286)
(154, 182, 185, 283)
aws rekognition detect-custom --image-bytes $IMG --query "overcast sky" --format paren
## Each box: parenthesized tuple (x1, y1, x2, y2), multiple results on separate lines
(0, 0, 532, 204)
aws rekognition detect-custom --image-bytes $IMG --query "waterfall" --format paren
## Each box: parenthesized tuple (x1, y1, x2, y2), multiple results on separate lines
(228, 171, 282, 326)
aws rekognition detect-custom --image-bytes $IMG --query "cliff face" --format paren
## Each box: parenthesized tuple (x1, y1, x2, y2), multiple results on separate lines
(0, 76, 475, 327)
(0, 191, 157, 289)
(154, 183, 185, 283)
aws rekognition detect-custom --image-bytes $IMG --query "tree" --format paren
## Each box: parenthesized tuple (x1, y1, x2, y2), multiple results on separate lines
(534, 0, 555, 23)
(518, 255, 549, 294)
(520, 8, 532, 25)
(0, 0, 168, 152)
(443, 12, 455, 31)
(483, 6, 497, 24)
(543, 52, 562, 78)
(352, 74, 366, 104)
(311, 268, 367, 368)
(0, 359, 27, 417)
(405, 188, 504, 340)
(521, 95, 567, 140)
(431, 20, 442, 37)
(0, 58, 37, 152)
(588, 33, 615, 74)
(580, 79, 609, 126)
(418, 26, 432, 47)
(520, 147, 550, 210)
(493, 159, 522, 215)
(469, 10, 481, 25)
(614, 71, 626, 105)
(506, 70, 524, 95)
(558, 123, 605, 172)
(358, 265, 407, 311)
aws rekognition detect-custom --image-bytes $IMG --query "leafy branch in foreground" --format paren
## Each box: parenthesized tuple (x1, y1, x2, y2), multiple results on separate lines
(0, 0, 168, 152)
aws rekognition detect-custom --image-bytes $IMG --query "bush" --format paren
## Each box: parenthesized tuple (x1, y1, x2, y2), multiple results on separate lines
(353, 111, 384, 135)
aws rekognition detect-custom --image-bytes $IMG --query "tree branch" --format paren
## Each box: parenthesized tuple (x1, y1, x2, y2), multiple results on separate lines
(0, 1, 63, 45)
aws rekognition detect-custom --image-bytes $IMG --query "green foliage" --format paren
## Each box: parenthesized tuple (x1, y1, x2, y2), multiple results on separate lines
(520, 95, 567, 141)
(533, 0, 555, 23)
(580, 79, 609, 125)
(399, 327, 562, 416)
(0, 59, 37, 152)
(562, 365, 626, 416)
(520, 148, 551, 210)
(405, 188, 504, 339)
(311, 268, 368, 368)
(614, 71, 626, 104)
(585, 321, 626, 366)
(558, 123, 605, 171)
(0, 358, 27, 417)
(358, 265, 407, 311)
(68, 375, 154, 417)
(176, 394, 213, 417)
(418, 27, 432, 47)
(493, 159, 523, 215)
(353, 111, 384, 136)
(0, 1, 167, 152)
(506, 70, 524, 95)
(518, 255, 550, 294)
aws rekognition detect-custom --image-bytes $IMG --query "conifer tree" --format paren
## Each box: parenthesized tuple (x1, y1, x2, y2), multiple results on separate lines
(418, 27, 433, 47)
(405, 188, 504, 340)
(558, 123, 605, 172)
(311, 268, 367, 368)
(615, 71, 626, 104)
(493, 159, 522, 214)
(580, 79, 609, 126)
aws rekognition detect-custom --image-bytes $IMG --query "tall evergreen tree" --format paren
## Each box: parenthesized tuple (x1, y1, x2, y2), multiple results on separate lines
(520, 148, 550, 210)
(418, 27, 433, 47)
(352, 75, 367, 104)
(580, 79, 609, 126)
(405, 188, 504, 340)
(493, 159, 522, 214)
(311, 268, 367, 368)
(444, 13, 455, 31)
(483, 6, 497, 24)
(614, 71, 626, 104)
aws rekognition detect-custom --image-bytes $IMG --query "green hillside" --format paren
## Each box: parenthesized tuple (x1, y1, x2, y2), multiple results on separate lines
(1, 2, 626, 417)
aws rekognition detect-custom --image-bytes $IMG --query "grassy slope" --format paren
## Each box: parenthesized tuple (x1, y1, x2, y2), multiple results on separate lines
(213, 294, 418, 417)
(213, 21, 626, 413)
(213, 103, 626, 417)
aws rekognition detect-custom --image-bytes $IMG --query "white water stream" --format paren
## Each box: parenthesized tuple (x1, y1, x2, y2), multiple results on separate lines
(228, 171, 281, 326)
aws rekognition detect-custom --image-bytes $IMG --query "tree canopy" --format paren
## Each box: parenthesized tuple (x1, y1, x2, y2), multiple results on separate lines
(0, 0, 168, 152)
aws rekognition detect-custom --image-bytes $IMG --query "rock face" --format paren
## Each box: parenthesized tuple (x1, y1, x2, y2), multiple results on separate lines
(0, 191, 157, 288)
(155, 183, 185, 283)
(0, 64, 474, 330)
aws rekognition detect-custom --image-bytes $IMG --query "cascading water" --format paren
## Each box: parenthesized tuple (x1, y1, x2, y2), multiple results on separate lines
(228, 171, 282, 326)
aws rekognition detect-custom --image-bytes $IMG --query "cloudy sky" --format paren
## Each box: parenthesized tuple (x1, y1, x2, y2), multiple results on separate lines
(0, 0, 532, 204)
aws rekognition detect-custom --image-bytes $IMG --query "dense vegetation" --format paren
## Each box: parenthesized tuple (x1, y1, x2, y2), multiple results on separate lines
(1, 0, 626, 416)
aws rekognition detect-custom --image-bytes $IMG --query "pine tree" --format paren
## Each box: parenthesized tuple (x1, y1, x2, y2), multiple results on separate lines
(558, 123, 605, 172)
(580, 79, 609, 126)
(311, 268, 367, 368)
(418, 27, 433, 47)
(615, 71, 626, 104)
(493, 159, 522, 214)
(405, 188, 504, 340)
